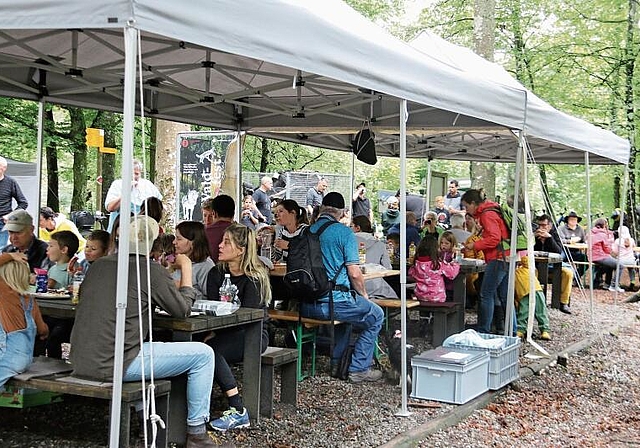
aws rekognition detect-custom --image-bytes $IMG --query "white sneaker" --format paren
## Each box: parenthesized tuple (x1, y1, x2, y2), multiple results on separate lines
(608, 285, 625, 293)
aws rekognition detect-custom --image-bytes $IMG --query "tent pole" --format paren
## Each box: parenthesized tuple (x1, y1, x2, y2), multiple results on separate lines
(584, 152, 594, 322)
(425, 159, 432, 210)
(236, 125, 242, 221)
(504, 134, 523, 337)
(396, 99, 410, 417)
(109, 23, 138, 448)
(35, 100, 44, 221)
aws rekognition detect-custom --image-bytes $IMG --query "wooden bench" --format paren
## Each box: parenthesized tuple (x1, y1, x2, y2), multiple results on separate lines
(370, 298, 420, 331)
(7, 362, 171, 448)
(260, 347, 298, 418)
(268, 309, 341, 381)
(415, 301, 462, 346)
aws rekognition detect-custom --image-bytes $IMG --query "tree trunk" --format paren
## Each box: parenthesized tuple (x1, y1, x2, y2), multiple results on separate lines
(67, 107, 87, 214)
(624, 0, 638, 234)
(44, 108, 60, 211)
(92, 111, 120, 212)
(155, 119, 190, 230)
(470, 0, 497, 199)
(259, 137, 269, 173)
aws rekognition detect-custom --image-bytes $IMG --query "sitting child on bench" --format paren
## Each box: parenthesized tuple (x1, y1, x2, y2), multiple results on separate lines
(409, 237, 459, 303)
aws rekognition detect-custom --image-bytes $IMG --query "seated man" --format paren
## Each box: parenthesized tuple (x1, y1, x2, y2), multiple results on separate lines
(299, 192, 384, 383)
(557, 211, 588, 277)
(70, 216, 217, 448)
(534, 214, 573, 314)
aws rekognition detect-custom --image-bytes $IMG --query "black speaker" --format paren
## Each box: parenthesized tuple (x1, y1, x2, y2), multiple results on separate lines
(352, 128, 377, 165)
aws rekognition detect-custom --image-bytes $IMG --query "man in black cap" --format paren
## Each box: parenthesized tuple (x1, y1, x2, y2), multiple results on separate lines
(558, 211, 588, 279)
(299, 192, 384, 383)
(351, 182, 373, 222)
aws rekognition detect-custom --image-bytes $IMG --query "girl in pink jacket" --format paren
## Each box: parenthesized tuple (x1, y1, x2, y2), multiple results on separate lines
(409, 237, 460, 302)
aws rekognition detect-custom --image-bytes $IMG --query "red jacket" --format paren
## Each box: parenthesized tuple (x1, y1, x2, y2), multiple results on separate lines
(472, 201, 510, 262)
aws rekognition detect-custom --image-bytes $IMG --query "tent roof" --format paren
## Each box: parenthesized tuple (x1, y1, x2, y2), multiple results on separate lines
(0, 0, 530, 152)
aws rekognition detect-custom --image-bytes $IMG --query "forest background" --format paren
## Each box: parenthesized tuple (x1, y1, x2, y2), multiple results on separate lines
(0, 0, 636, 230)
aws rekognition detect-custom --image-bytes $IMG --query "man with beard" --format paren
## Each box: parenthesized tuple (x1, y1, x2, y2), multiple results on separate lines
(381, 196, 400, 235)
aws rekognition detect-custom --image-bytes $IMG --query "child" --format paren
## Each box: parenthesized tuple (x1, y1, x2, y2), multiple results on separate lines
(46, 230, 79, 290)
(438, 231, 458, 301)
(42, 230, 78, 359)
(432, 195, 450, 228)
(514, 256, 551, 340)
(68, 230, 110, 276)
(0, 252, 49, 388)
(150, 233, 176, 268)
(240, 195, 261, 230)
(409, 237, 459, 303)
(612, 225, 637, 290)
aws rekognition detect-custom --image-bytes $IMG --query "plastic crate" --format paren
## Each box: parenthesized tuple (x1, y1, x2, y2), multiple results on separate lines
(411, 347, 490, 404)
(444, 332, 521, 390)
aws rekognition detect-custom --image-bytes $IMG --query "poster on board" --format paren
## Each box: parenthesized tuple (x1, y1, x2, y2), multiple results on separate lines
(176, 131, 237, 223)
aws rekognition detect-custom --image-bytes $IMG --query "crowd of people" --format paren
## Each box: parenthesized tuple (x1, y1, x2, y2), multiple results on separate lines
(1, 161, 636, 446)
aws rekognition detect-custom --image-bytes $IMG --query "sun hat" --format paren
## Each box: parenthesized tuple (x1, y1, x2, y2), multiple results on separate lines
(564, 211, 582, 223)
(128, 216, 159, 255)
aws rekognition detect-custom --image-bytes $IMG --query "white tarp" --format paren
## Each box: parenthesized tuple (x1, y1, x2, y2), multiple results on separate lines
(410, 30, 630, 165)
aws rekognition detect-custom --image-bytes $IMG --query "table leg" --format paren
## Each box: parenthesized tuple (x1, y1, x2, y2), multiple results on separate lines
(242, 319, 262, 424)
(551, 265, 562, 309)
(452, 273, 466, 330)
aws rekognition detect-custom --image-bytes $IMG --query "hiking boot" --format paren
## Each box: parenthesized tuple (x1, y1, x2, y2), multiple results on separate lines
(209, 407, 250, 432)
(348, 369, 383, 383)
(559, 304, 572, 315)
(516, 331, 525, 339)
(186, 432, 217, 448)
(540, 331, 551, 341)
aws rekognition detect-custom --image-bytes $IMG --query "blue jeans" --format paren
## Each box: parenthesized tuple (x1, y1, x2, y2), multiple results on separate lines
(123, 341, 215, 426)
(301, 294, 383, 373)
(478, 259, 510, 334)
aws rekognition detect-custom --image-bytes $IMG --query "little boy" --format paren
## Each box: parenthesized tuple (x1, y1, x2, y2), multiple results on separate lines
(514, 256, 551, 340)
(46, 230, 79, 290)
(68, 229, 110, 275)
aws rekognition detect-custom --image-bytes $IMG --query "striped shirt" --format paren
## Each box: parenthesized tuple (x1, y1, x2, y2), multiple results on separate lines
(0, 175, 28, 217)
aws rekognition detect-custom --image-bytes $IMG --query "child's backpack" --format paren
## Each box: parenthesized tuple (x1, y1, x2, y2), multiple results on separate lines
(481, 204, 530, 252)
(283, 220, 343, 301)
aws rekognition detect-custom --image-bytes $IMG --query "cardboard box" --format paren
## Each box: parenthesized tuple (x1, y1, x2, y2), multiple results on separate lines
(0, 385, 62, 408)
(411, 347, 489, 404)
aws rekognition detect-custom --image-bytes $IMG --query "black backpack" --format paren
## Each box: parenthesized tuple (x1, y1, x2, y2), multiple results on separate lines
(283, 220, 343, 301)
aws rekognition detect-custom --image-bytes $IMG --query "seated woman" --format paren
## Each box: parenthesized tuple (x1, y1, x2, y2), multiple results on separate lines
(273, 199, 308, 262)
(205, 223, 271, 431)
(0, 252, 49, 389)
(591, 217, 622, 291)
(173, 221, 214, 301)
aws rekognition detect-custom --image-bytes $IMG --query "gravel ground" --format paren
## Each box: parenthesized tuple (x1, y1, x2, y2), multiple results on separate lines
(1, 285, 639, 448)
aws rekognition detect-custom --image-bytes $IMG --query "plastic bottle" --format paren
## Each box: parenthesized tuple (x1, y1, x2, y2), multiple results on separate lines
(219, 274, 234, 302)
(71, 271, 85, 305)
(408, 241, 416, 264)
(358, 242, 367, 264)
(260, 232, 272, 261)
(456, 243, 464, 261)
(387, 242, 396, 265)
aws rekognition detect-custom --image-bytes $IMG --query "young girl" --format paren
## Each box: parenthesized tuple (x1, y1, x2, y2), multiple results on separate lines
(0, 253, 49, 388)
(205, 223, 271, 431)
(68, 230, 110, 276)
(612, 225, 637, 289)
(240, 195, 261, 230)
(149, 233, 176, 268)
(438, 231, 458, 301)
(409, 237, 460, 303)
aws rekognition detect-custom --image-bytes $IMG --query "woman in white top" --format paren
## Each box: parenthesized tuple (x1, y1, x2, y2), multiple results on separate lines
(173, 220, 214, 301)
(273, 199, 309, 262)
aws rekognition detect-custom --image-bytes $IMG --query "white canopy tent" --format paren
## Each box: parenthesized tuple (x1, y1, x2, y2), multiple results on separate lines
(0, 1, 541, 446)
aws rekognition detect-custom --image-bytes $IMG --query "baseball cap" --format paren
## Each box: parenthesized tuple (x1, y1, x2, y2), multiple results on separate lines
(322, 192, 345, 209)
(5, 209, 33, 232)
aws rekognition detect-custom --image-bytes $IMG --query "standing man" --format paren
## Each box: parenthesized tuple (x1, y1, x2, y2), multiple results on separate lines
(202, 195, 235, 262)
(444, 179, 463, 215)
(306, 177, 328, 216)
(2, 209, 48, 272)
(534, 214, 574, 314)
(0, 156, 28, 248)
(462, 189, 510, 334)
(104, 159, 162, 232)
(351, 182, 373, 222)
(252, 175, 273, 224)
(299, 192, 384, 383)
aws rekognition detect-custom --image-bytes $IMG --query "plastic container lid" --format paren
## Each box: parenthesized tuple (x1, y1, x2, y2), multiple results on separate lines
(414, 347, 488, 366)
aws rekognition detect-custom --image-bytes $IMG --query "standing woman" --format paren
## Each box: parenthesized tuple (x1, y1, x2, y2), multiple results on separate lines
(205, 223, 271, 431)
(273, 199, 308, 262)
(173, 221, 214, 301)
(0, 252, 49, 388)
